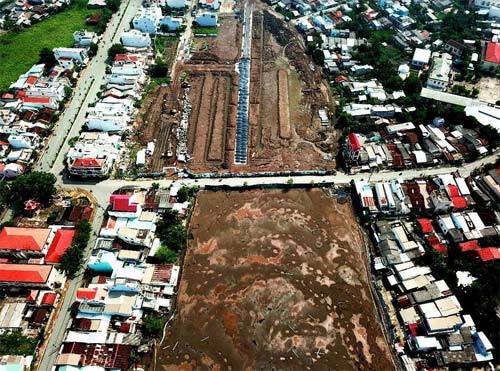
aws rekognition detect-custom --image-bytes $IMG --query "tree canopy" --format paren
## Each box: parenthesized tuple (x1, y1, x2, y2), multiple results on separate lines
(155, 245, 178, 264)
(108, 43, 126, 60)
(142, 315, 165, 338)
(6, 171, 57, 209)
(0, 331, 37, 356)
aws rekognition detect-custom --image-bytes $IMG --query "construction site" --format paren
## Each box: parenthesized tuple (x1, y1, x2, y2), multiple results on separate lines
(157, 189, 394, 370)
(133, 1, 337, 175)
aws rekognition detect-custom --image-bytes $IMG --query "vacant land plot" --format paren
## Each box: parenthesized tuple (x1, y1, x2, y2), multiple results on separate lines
(181, 9, 336, 173)
(476, 77, 500, 104)
(158, 189, 394, 370)
(155, 35, 179, 70)
(0, 0, 97, 90)
(190, 16, 242, 64)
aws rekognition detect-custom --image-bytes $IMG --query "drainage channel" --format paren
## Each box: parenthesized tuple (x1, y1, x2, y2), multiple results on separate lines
(234, 4, 253, 164)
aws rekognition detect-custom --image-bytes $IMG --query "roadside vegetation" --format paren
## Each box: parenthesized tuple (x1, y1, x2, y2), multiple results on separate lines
(59, 220, 92, 277)
(154, 186, 198, 263)
(0, 171, 57, 211)
(0, 331, 37, 356)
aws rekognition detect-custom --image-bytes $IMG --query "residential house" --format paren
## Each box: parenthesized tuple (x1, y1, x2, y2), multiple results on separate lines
(120, 30, 152, 48)
(412, 48, 431, 68)
(132, 6, 163, 34)
(53, 48, 89, 64)
(427, 53, 452, 90)
(195, 11, 218, 27)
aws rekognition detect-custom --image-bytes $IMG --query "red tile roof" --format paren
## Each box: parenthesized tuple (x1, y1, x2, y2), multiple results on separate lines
(0, 227, 50, 251)
(484, 42, 500, 64)
(45, 229, 76, 263)
(72, 158, 102, 168)
(477, 247, 500, 262)
(447, 184, 460, 197)
(114, 54, 138, 62)
(459, 240, 480, 252)
(41, 292, 57, 306)
(25, 76, 38, 85)
(109, 194, 137, 213)
(433, 243, 447, 254)
(23, 96, 51, 104)
(0, 264, 52, 284)
(451, 196, 467, 209)
(76, 288, 97, 301)
(417, 218, 434, 234)
(348, 133, 361, 151)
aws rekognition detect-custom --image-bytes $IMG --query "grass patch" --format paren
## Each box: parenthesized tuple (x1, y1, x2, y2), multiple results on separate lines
(193, 26, 219, 36)
(154, 35, 179, 69)
(0, 0, 98, 91)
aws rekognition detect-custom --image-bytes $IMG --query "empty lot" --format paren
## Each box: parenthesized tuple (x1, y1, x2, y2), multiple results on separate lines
(158, 189, 393, 370)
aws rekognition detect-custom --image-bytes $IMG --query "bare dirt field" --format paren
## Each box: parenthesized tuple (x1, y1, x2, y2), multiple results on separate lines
(133, 81, 181, 172)
(158, 189, 394, 370)
(476, 77, 500, 104)
(181, 7, 337, 174)
(190, 16, 242, 65)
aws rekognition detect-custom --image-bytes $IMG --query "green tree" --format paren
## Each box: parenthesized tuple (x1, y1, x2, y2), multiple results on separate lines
(59, 220, 92, 278)
(150, 59, 168, 78)
(176, 185, 197, 203)
(155, 245, 178, 264)
(142, 315, 165, 338)
(39, 48, 57, 70)
(107, 43, 126, 60)
(106, 0, 120, 12)
(9, 171, 56, 207)
(312, 49, 325, 66)
(162, 223, 186, 252)
(404, 74, 422, 96)
(88, 42, 98, 57)
(0, 331, 37, 356)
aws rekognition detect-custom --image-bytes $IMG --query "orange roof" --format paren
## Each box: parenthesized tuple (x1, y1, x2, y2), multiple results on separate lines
(484, 42, 500, 64)
(72, 158, 103, 168)
(0, 227, 51, 251)
(76, 288, 97, 300)
(0, 264, 52, 283)
(25, 76, 38, 85)
(23, 96, 51, 104)
(45, 229, 76, 263)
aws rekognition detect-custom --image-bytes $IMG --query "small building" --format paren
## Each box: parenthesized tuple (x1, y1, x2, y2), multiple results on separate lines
(0, 263, 64, 289)
(166, 0, 186, 9)
(53, 47, 88, 64)
(412, 48, 431, 68)
(195, 11, 218, 27)
(481, 42, 500, 71)
(132, 6, 163, 34)
(73, 30, 97, 46)
(120, 30, 152, 48)
(160, 16, 183, 31)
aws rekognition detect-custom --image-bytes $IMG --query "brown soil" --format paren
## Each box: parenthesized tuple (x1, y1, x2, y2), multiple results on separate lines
(191, 16, 243, 64)
(158, 189, 394, 370)
(133, 83, 181, 172)
(184, 8, 336, 173)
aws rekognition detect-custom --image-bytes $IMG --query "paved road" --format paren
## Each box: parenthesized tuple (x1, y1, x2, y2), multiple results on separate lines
(36, 0, 142, 175)
(58, 150, 500, 207)
(35, 0, 141, 369)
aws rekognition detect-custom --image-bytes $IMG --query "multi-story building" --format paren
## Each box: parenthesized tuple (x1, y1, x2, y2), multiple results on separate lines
(427, 53, 452, 91)
(132, 6, 163, 34)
